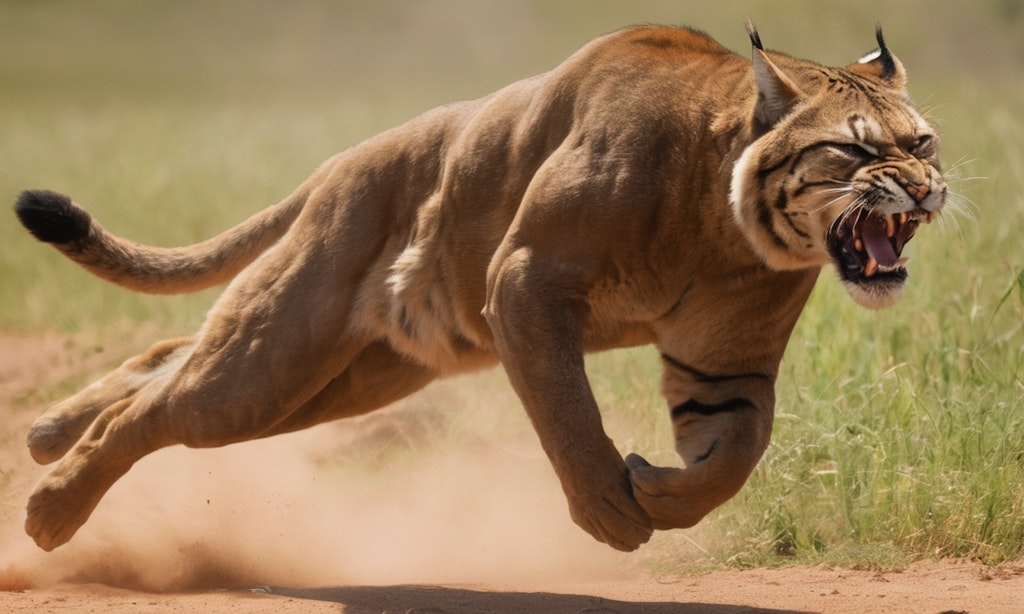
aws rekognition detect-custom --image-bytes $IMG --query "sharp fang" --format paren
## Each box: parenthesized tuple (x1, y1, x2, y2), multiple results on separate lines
(864, 257, 878, 277)
(855, 238, 864, 252)
(885, 215, 896, 238)
(898, 211, 908, 225)
(926, 210, 937, 223)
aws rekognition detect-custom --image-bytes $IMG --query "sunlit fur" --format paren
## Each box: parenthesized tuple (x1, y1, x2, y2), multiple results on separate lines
(15, 25, 944, 554)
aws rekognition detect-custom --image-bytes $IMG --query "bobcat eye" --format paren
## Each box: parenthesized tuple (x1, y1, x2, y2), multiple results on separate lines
(912, 134, 936, 158)
(830, 142, 878, 160)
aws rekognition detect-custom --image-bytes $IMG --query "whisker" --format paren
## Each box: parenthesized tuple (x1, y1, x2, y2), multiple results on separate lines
(942, 154, 975, 173)
(812, 191, 854, 214)
(828, 197, 867, 236)
(947, 175, 988, 184)
(814, 186, 855, 195)
(806, 180, 856, 215)
(936, 150, 982, 233)
(942, 156, 984, 183)
(943, 190, 978, 224)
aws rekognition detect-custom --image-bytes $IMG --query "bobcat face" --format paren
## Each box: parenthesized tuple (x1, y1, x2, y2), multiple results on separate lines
(821, 112, 946, 309)
(730, 29, 946, 310)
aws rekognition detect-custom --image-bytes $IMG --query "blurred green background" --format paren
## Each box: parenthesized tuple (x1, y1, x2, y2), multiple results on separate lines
(1, 0, 1022, 569)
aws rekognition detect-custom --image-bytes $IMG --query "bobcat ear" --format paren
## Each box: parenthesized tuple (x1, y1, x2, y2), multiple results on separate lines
(848, 24, 907, 90)
(747, 22, 806, 128)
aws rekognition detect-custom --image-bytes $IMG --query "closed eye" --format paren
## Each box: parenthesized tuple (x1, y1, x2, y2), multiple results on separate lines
(912, 134, 937, 158)
(829, 141, 879, 160)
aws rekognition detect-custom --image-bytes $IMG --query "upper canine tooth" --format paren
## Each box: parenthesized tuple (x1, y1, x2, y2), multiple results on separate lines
(864, 257, 878, 277)
(898, 212, 908, 225)
(885, 215, 896, 238)
(926, 210, 937, 223)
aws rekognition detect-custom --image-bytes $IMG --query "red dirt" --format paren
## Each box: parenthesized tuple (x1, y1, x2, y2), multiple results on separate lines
(0, 334, 1020, 613)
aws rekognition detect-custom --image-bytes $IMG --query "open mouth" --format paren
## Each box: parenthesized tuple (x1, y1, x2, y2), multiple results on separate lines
(827, 207, 936, 285)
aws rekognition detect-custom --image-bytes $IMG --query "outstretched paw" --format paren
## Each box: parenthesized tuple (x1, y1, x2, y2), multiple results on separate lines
(26, 416, 91, 465)
(26, 482, 81, 551)
(25, 462, 115, 551)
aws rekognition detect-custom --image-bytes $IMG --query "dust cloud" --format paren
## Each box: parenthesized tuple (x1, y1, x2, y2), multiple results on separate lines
(0, 377, 638, 592)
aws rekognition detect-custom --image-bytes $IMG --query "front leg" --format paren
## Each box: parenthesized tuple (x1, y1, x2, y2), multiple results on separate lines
(627, 267, 815, 530)
(627, 356, 777, 529)
(484, 249, 653, 552)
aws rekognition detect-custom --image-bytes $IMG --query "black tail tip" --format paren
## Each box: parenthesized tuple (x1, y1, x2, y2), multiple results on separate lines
(14, 189, 91, 244)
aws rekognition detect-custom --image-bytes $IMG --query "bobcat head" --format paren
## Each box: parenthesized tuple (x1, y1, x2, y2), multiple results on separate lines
(730, 26, 946, 309)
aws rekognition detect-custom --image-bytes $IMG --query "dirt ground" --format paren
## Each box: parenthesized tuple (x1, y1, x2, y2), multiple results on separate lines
(0, 333, 1021, 614)
(0, 562, 1020, 613)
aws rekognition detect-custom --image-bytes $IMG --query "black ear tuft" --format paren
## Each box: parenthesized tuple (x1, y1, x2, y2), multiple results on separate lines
(874, 23, 897, 81)
(746, 20, 763, 50)
(14, 190, 91, 244)
(748, 23, 805, 129)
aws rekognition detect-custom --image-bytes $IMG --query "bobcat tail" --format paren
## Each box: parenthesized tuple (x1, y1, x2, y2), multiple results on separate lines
(14, 187, 308, 295)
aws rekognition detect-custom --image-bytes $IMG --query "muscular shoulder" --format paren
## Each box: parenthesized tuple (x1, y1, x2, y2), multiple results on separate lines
(571, 25, 739, 68)
(544, 26, 748, 120)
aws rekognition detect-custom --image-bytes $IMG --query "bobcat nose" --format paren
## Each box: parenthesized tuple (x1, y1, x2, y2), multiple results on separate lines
(906, 183, 930, 202)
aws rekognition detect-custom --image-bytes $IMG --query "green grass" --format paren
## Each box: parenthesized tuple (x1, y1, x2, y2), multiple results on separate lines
(1, 0, 1022, 570)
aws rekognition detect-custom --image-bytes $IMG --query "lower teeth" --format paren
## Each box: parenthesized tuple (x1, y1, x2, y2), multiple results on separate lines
(863, 257, 909, 278)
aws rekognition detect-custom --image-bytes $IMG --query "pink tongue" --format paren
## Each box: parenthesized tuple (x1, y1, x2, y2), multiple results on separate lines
(860, 216, 898, 266)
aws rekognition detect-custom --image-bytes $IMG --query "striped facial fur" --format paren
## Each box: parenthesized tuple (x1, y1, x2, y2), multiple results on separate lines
(731, 27, 945, 309)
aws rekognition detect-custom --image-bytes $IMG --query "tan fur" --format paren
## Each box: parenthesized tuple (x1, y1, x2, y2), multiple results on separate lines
(18, 25, 944, 553)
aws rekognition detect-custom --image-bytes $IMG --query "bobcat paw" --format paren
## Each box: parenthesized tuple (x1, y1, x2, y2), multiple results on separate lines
(565, 465, 653, 552)
(25, 464, 110, 551)
(26, 485, 77, 551)
(26, 419, 79, 465)
(625, 453, 709, 530)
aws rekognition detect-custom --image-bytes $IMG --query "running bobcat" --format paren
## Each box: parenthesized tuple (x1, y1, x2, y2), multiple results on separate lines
(15, 24, 945, 552)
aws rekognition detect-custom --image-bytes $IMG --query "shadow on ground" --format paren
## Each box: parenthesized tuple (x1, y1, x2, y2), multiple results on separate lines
(267, 584, 809, 614)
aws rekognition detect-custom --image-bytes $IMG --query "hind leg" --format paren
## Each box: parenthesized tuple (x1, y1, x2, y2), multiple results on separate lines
(25, 336, 367, 551)
(28, 336, 435, 463)
(259, 340, 437, 437)
(26, 336, 196, 464)
(25, 339, 435, 551)
(24, 232, 389, 550)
